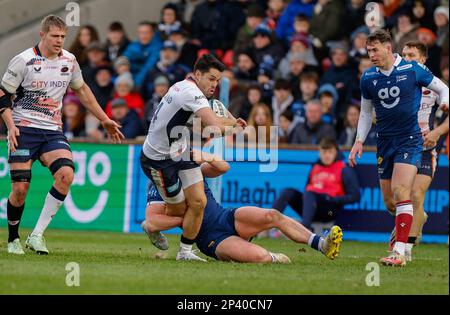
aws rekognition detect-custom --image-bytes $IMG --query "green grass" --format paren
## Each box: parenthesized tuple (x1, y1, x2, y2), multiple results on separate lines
(0, 228, 448, 294)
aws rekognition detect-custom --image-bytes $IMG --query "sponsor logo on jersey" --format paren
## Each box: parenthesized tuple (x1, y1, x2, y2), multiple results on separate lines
(396, 74, 407, 82)
(194, 95, 206, 102)
(372, 80, 377, 86)
(33, 66, 41, 73)
(26, 58, 43, 66)
(7, 69, 17, 77)
(404, 153, 408, 159)
(397, 64, 413, 71)
(10, 149, 30, 157)
(31, 80, 68, 88)
(378, 86, 401, 108)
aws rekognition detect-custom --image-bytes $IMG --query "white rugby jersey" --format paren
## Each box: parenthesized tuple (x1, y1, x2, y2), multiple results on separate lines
(1, 45, 84, 131)
(143, 77, 210, 160)
(418, 87, 440, 150)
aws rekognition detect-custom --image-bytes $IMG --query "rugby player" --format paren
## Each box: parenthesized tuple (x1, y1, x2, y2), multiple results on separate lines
(349, 30, 449, 266)
(0, 15, 124, 255)
(140, 54, 246, 261)
(384, 41, 449, 261)
(141, 150, 343, 263)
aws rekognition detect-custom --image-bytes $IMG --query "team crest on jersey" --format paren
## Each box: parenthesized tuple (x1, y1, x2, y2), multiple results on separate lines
(60, 65, 70, 76)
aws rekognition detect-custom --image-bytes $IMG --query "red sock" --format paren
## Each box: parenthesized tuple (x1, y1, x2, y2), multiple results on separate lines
(395, 200, 413, 243)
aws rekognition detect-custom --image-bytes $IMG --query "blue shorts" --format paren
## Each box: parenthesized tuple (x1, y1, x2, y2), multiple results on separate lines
(195, 208, 238, 259)
(8, 126, 71, 164)
(417, 149, 437, 178)
(376, 134, 422, 180)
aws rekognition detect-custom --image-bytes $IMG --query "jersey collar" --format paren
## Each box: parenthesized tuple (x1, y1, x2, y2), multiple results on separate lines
(33, 44, 63, 58)
(376, 54, 402, 76)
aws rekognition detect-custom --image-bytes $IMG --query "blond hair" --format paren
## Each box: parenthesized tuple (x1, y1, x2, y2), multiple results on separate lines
(41, 15, 67, 33)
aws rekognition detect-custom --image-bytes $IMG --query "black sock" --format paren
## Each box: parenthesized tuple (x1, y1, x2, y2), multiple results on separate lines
(180, 235, 195, 245)
(407, 236, 417, 244)
(7, 199, 25, 243)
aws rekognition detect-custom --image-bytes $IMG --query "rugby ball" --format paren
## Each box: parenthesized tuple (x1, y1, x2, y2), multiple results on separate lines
(209, 99, 228, 118)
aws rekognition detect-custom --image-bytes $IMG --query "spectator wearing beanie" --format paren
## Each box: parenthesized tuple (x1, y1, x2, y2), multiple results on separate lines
(434, 6, 449, 47)
(110, 98, 145, 139)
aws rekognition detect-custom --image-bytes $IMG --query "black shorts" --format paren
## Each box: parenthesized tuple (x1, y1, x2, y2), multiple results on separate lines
(8, 126, 71, 164)
(417, 149, 437, 178)
(140, 151, 202, 204)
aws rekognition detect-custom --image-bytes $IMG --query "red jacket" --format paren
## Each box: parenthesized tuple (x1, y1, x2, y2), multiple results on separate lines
(105, 92, 145, 119)
(305, 160, 346, 197)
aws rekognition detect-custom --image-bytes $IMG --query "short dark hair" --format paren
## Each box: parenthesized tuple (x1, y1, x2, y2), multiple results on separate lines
(366, 29, 392, 45)
(404, 40, 428, 58)
(274, 79, 291, 91)
(109, 21, 125, 32)
(280, 109, 294, 122)
(138, 21, 155, 30)
(295, 13, 309, 22)
(300, 71, 319, 84)
(194, 54, 226, 73)
(319, 138, 338, 150)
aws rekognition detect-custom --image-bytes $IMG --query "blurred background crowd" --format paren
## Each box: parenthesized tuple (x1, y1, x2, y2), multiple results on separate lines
(0, 0, 448, 148)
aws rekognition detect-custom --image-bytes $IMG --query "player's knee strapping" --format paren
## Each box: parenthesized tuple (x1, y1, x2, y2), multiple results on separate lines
(10, 170, 32, 183)
(49, 158, 75, 175)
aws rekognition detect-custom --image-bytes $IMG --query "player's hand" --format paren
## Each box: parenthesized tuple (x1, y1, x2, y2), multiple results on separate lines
(7, 125, 20, 153)
(439, 102, 449, 113)
(236, 118, 247, 129)
(349, 140, 363, 167)
(101, 119, 125, 143)
(423, 129, 440, 148)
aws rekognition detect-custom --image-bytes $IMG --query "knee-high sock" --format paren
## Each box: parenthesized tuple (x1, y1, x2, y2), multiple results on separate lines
(7, 200, 25, 242)
(32, 186, 66, 236)
(394, 200, 413, 255)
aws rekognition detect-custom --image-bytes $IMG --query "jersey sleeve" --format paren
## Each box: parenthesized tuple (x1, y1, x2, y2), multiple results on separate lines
(413, 62, 434, 87)
(1, 55, 26, 93)
(359, 74, 371, 100)
(182, 88, 210, 113)
(69, 59, 84, 90)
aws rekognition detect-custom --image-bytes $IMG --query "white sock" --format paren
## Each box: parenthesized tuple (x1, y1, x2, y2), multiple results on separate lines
(393, 241, 406, 256)
(269, 252, 277, 263)
(405, 243, 413, 253)
(307, 234, 316, 246)
(32, 190, 64, 236)
(180, 242, 193, 252)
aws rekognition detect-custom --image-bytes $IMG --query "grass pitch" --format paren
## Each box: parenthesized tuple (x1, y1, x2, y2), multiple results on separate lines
(0, 228, 448, 294)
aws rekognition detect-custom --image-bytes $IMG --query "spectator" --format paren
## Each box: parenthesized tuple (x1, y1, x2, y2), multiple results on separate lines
(158, 3, 183, 40)
(351, 54, 372, 101)
(296, 71, 319, 114)
(234, 4, 266, 57)
(278, 109, 299, 144)
(344, 0, 366, 35)
(140, 40, 190, 102)
(275, 0, 315, 43)
(105, 22, 130, 62)
(69, 25, 100, 67)
(434, 6, 449, 47)
(349, 26, 370, 62)
(271, 79, 295, 127)
(243, 103, 275, 146)
(113, 56, 132, 77)
(81, 42, 109, 90)
(62, 93, 86, 139)
(272, 138, 360, 231)
(250, 24, 286, 69)
(110, 98, 145, 139)
(392, 10, 420, 53)
(233, 50, 259, 93)
(90, 66, 114, 110)
(309, 0, 346, 61)
(278, 33, 318, 81)
(416, 28, 442, 77)
(105, 73, 145, 118)
(191, 0, 246, 59)
(123, 21, 162, 88)
(320, 42, 358, 124)
(411, 0, 439, 32)
(229, 84, 262, 121)
(317, 83, 338, 125)
(337, 103, 360, 147)
(291, 99, 336, 144)
(257, 62, 275, 104)
(266, 0, 287, 31)
(168, 25, 200, 69)
(143, 75, 170, 131)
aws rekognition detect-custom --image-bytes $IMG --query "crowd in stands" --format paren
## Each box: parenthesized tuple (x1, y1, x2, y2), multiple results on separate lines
(1, 0, 449, 148)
